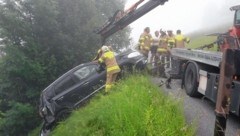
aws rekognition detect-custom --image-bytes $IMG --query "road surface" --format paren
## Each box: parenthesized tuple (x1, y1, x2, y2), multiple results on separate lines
(151, 77, 240, 136)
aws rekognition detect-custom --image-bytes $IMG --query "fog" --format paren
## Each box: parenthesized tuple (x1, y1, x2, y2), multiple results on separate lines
(126, 0, 239, 43)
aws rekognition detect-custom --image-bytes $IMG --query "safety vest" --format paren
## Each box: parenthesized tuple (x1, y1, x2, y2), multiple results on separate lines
(98, 51, 120, 73)
(138, 33, 152, 51)
(175, 34, 190, 48)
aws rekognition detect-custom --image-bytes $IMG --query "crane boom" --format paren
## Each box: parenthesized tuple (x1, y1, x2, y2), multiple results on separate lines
(95, 0, 168, 44)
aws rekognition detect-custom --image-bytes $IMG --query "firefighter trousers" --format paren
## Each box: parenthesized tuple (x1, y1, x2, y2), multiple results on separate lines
(105, 71, 120, 92)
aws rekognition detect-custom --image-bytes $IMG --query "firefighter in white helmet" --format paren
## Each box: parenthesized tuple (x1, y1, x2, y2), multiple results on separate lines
(98, 45, 120, 93)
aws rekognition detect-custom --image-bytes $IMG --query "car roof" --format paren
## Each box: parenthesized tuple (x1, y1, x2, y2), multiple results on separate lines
(41, 62, 96, 93)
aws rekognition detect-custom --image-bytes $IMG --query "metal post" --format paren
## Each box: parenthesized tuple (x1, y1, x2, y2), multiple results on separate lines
(214, 49, 235, 136)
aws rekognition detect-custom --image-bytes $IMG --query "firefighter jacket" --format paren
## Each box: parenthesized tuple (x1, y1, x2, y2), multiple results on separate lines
(167, 35, 175, 49)
(138, 32, 153, 51)
(175, 34, 190, 48)
(158, 35, 168, 53)
(98, 51, 120, 74)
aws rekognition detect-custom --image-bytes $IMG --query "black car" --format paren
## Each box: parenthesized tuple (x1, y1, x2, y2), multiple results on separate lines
(39, 49, 147, 135)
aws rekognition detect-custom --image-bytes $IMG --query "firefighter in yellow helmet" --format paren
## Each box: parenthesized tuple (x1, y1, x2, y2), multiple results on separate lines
(138, 27, 153, 57)
(98, 45, 121, 93)
(174, 29, 190, 48)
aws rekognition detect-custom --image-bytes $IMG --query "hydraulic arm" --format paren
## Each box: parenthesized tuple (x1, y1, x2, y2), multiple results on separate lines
(94, 0, 168, 44)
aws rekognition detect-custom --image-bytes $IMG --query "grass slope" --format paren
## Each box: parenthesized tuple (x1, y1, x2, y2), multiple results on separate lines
(186, 36, 217, 51)
(51, 74, 195, 136)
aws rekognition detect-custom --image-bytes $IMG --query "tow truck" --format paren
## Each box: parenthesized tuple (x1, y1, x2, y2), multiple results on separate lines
(95, 1, 240, 135)
(168, 5, 240, 135)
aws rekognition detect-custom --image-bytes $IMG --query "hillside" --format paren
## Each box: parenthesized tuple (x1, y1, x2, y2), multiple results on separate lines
(186, 35, 217, 50)
(50, 74, 195, 136)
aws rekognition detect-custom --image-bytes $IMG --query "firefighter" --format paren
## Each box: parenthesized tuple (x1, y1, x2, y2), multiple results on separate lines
(174, 29, 190, 48)
(157, 29, 168, 77)
(150, 30, 159, 65)
(138, 27, 153, 58)
(158, 30, 168, 51)
(98, 45, 121, 93)
(167, 30, 175, 49)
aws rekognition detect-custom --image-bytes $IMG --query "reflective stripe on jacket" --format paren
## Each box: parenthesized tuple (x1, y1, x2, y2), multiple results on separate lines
(167, 36, 175, 44)
(167, 35, 175, 48)
(159, 35, 168, 49)
(98, 51, 120, 73)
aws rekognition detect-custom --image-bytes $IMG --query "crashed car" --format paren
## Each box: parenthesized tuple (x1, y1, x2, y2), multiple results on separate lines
(39, 49, 147, 135)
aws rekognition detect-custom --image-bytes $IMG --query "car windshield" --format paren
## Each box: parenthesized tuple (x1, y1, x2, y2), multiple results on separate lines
(73, 64, 97, 80)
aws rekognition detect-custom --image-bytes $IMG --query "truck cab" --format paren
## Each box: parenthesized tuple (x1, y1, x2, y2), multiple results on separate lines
(232, 5, 240, 27)
(229, 5, 240, 49)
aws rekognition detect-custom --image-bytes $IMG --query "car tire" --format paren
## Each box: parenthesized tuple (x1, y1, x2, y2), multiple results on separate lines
(184, 63, 200, 97)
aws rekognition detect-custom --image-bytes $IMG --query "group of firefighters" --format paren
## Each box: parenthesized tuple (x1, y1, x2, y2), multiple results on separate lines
(138, 27, 190, 66)
(93, 27, 190, 93)
(138, 27, 190, 88)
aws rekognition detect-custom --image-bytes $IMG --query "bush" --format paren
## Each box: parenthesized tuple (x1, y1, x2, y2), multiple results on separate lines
(0, 102, 40, 136)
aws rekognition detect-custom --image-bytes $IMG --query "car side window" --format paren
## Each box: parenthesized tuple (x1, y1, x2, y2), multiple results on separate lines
(73, 64, 98, 80)
(55, 76, 76, 95)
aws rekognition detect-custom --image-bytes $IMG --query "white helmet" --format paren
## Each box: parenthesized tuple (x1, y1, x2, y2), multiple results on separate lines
(101, 45, 109, 52)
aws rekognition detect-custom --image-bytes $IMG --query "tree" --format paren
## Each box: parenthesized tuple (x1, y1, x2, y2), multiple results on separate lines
(0, 0, 130, 135)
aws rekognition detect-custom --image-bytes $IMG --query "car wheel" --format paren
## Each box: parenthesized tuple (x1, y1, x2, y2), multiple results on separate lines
(184, 63, 200, 97)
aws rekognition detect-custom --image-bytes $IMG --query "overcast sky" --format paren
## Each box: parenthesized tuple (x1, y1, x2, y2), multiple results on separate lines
(125, 0, 239, 43)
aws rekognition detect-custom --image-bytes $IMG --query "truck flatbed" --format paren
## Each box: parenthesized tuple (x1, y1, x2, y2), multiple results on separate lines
(171, 48, 222, 67)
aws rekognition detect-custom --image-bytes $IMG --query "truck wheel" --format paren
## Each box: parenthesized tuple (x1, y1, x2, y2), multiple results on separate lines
(184, 63, 200, 97)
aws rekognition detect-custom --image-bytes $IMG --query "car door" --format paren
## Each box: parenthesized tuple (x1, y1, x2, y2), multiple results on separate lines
(53, 63, 106, 108)
(71, 63, 106, 107)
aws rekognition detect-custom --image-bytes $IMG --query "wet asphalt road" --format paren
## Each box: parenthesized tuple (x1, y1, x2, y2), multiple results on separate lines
(151, 77, 240, 136)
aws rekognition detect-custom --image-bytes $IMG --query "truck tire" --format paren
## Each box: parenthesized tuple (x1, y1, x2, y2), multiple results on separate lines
(184, 63, 200, 97)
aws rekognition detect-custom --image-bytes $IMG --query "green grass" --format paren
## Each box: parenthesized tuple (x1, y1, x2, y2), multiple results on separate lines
(28, 125, 41, 136)
(51, 74, 195, 136)
(186, 36, 217, 51)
